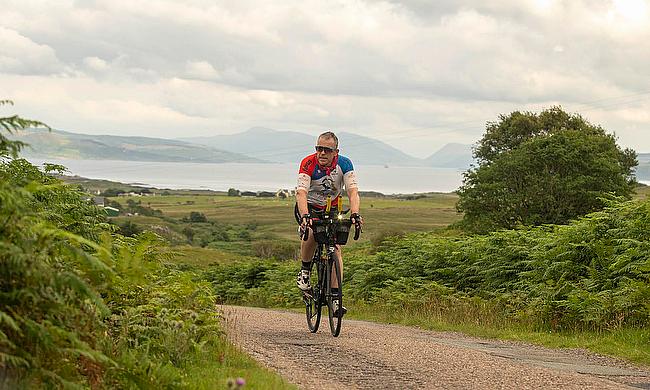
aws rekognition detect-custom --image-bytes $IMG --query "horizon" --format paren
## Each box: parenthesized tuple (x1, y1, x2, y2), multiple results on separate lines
(2, 1, 650, 158)
(25, 126, 650, 157)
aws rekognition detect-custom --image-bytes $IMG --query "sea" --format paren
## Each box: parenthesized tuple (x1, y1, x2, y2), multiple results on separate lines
(25, 158, 464, 194)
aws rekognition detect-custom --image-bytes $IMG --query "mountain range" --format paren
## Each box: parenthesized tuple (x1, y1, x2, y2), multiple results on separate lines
(12, 127, 649, 181)
(14, 127, 476, 169)
(178, 127, 429, 166)
(179, 127, 476, 167)
(13, 128, 261, 164)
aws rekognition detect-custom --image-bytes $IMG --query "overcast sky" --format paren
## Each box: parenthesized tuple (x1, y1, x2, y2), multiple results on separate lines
(1, 0, 649, 157)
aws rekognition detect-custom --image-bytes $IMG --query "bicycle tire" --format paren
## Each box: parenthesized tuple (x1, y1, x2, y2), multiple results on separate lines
(305, 251, 323, 332)
(326, 251, 343, 337)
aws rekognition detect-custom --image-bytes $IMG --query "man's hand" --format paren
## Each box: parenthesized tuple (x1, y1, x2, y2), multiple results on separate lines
(299, 213, 312, 241)
(300, 213, 312, 228)
(350, 213, 363, 229)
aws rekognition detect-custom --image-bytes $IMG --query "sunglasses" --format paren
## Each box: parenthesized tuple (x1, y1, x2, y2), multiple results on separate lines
(315, 145, 336, 153)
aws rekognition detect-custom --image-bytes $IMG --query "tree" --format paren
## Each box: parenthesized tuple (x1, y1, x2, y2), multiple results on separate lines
(118, 220, 142, 236)
(182, 226, 195, 243)
(101, 187, 126, 197)
(457, 107, 637, 233)
(227, 188, 240, 197)
(0, 100, 49, 158)
(188, 211, 207, 222)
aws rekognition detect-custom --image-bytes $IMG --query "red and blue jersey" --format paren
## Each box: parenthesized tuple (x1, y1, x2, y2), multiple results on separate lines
(296, 153, 358, 209)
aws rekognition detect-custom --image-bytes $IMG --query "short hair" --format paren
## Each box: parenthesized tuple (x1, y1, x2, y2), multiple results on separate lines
(318, 131, 338, 148)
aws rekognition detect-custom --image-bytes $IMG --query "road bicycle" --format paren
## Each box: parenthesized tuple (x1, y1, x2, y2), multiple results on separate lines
(299, 196, 361, 337)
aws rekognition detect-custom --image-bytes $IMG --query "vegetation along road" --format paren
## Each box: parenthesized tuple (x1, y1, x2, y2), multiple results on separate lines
(224, 305, 650, 389)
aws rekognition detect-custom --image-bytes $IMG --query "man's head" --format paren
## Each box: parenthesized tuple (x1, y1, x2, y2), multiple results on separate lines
(315, 131, 339, 167)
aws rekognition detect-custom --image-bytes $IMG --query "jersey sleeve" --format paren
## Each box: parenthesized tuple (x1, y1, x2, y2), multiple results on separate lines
(297, 173, 310, 192)
(297, 155, 315, 192)
(343, 171, 358, 190)
(338, 156, 358, 190)
(337, 155, 354, 173)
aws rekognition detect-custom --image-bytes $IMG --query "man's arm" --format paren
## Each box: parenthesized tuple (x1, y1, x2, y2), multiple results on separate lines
(296, 188, 310, 216)
(347, 187, 360, 215)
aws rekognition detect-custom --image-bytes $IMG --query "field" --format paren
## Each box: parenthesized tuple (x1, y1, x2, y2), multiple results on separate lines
(109, 192, 462, 243)
(76, 177, 650, 366)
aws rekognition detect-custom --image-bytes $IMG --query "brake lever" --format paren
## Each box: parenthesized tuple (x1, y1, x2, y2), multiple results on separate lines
(299, 225, 309, 241)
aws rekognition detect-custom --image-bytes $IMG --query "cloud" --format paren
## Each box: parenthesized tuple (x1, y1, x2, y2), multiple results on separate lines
(83, 56, 109, 72)
(184, 60, 220, 81)
(0, 27, 63, 75)
(2, 1, 650, 154)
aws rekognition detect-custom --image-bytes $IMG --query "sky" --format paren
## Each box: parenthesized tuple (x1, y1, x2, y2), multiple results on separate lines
(1, 0, 649, 158)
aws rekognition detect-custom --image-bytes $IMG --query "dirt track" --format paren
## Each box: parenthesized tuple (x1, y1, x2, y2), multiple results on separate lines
(222, 305, 650, 389)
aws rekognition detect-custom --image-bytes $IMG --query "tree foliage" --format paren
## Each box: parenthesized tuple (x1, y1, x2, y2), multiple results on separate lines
(0, 100, 49, 158)
(457, 107, 637, 233)
(208, 198, 650, 331)
(0, 102, 221, 388)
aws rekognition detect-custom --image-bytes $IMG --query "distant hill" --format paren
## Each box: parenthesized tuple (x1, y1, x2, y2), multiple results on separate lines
(179, 127, 313, 163)
(636, 153, 650, 181)
(12, 128, 262, 163)
(12, 126, 478, 169)
(180, 127, 424, 166)
(336, 132, 423, 166)
(423, 143, 474, 169)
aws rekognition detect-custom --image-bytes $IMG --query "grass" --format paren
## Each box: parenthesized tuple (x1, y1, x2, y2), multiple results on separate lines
(171, 245, 255, 269)
(111, 192, 463, 242)
(633, 184, 650, 200)
(183, 342, 295, 389)
(347, 302, 650, 366)
(74, 177, 650, 372)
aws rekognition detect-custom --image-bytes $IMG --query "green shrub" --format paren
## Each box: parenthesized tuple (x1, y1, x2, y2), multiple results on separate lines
(0, 103, 223, 388)
(252, 239, 299, 260)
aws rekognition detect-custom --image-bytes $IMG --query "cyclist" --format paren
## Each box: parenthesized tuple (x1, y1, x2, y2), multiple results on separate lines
(295, 131, 363, 317)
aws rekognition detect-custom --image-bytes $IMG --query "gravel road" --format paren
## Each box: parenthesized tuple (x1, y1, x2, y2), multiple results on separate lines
(223, 305, 650, 389)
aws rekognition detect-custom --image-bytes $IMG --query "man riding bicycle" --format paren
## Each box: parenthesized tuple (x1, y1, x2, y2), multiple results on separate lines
(295, 131, 363, 317)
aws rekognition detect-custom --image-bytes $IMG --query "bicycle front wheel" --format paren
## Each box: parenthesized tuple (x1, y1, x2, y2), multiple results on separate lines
(326, 252, 343, 337)
(305, 259, 322, 332)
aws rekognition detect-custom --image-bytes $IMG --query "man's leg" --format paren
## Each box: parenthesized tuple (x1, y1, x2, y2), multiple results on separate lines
(297, 227, 317, 291)
(331, 246, 343, 289)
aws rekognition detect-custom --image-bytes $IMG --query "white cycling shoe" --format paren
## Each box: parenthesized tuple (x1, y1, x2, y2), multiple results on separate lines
(332, 299, 347, 317)
(296, 269, 311, 291)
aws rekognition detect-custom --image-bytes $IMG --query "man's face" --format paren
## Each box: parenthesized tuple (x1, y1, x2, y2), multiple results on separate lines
(315, 136, 338, 167)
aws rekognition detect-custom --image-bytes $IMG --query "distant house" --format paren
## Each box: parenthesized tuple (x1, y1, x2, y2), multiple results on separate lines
(275, 189, 290, 199)
(92, 196, 105, 206)
(257, 191, 275, 198)
(103, 206, 120, 217)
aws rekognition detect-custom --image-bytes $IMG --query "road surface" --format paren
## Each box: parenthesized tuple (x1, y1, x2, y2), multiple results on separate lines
(223, 305, 650, 389)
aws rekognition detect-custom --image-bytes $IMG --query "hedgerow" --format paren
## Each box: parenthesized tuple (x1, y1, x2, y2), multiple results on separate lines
(1, 102, 221, 388)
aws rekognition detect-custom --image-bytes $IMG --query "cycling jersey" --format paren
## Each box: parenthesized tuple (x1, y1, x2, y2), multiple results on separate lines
(296, 153, 358, 209)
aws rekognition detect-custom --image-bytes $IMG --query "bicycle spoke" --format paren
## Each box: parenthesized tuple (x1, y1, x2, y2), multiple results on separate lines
(327, 251, 343, 337)
(305, 250, 322, 332)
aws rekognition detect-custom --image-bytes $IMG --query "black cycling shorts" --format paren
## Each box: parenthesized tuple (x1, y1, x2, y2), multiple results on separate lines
(294, 203, 318, 224)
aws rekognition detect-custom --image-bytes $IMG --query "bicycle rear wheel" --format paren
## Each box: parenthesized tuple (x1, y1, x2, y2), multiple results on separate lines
(326, 252, 343, 337)
(305, 257, 322, 332)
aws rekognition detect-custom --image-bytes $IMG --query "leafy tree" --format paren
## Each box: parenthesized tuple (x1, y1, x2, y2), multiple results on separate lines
(227, 188, 240, 197)
(457, 107, 637, 233)
(1, 101, 222, 387)
(117, 220, 142, 236)
(0, 100, 49, 158)
(182, 226, 195, 242)
(101, 187, 126, 197)
(188, 211, 207, 222)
